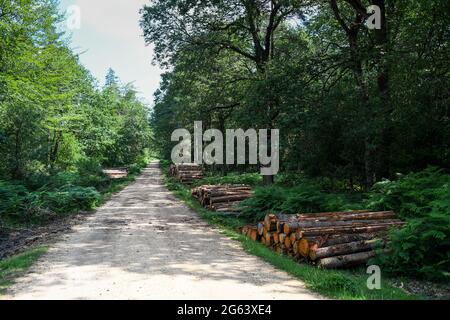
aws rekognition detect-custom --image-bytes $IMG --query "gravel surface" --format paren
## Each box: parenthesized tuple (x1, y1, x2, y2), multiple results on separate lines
(3, 161, 322, 300)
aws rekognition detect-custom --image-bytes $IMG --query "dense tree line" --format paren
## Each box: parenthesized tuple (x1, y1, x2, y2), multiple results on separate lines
(0, 0, 151, 179)
(142, 0, 449, 189)
(0, 0, 151, 227)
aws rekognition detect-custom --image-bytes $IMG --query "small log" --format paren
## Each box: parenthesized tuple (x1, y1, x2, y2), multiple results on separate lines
(284, 235, 292, 249)
(276, 221, 285, 233)
(297, 210, 371, 218)
(278, 233, 287, 244)
(210, 194, 252, 204)
(289, 232, 298, 244)
(310, 239, 384, 261)
(318, 250, 380, 269)
(284, 219, 401, 229)
(265, 233, 274, 246)
(264, 214, 278, 232)
(298, 211, 397, 222)
(273, 232, 280, 244)
(298, 238, 311, 257)
(292, 241, 299, 255)
(322, 233, 380, 247)
(257, 222, 265, 236)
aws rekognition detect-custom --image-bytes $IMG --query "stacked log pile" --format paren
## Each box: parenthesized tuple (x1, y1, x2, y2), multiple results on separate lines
(102, 168, 128, 179)
(241, 210, 404, 269)
(192, 184, 253, 212)
(169, 164, 203, 184)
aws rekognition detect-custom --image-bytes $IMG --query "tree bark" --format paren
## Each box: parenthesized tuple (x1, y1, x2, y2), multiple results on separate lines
(310, 239, 383, 261)
(318, 250, 379, 269)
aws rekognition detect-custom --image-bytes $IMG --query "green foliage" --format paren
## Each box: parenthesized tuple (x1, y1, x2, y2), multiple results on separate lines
(281, 183, 334, 214)
(144, 0, 449, 187)
(240, 180, 362, 222)
(368, 168, 450, 280)
(161, 166, 416, 300)
(376, 213, 450, 281)
(0, 1, 152, 228)
(367, 167, 450, 219)
(37, 186, 101, 215)
(240, 186, 288, 222)
(0, 181, 28, 218)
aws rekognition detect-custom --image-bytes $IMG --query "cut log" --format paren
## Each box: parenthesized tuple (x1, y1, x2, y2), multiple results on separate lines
(289, 232, 298, 244)
(297, 210, 371, 218)
(310, 239, 384, 261)
(208, 190, 253, 197)
(283, 222, 299, 235)
(300, 222, 405, 237)
(293, 241, 299, 255)
(215, 207, 242, 213)
(210, 194, 252, 204)
(265, 233, 274, 246)
(284, 235, 292, 249)
(298, 211, 397, 222)
(264, 214, 278, 232)
(297, 239, 311, 257)
(276, 221, 285, 233)
(284, 219, 402, 230)
(318, 250, 380, 269)
(257, 222, 265, 236)
(322, 233, 380, 247)
(278, 233, 287, 245)
(246, 227, 258, 241)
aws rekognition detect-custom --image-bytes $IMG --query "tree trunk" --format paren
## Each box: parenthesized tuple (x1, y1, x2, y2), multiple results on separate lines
(300, 222, 404, 237)
(310, 239, 383, 261)
(318, 250, 379, 269)
(298, 211, 397, 221)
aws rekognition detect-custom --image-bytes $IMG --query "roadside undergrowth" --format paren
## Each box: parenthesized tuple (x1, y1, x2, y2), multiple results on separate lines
(160, 161, 418, 300)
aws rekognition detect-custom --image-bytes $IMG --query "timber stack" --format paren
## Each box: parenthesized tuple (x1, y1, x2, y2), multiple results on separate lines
(241, 210, 404, 269)
(192, 184, 253, 213)
(169, 163, 203, 184)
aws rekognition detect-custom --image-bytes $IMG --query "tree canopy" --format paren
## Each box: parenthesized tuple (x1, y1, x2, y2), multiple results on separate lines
(141, 0, 449, 188)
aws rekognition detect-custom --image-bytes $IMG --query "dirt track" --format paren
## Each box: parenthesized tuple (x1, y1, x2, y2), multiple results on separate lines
(4, 161, 321, 300)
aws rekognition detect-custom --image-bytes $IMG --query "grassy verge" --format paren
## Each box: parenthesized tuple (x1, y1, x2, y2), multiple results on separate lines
(160, 162, 418, 300)
(0, 246, 48, 295)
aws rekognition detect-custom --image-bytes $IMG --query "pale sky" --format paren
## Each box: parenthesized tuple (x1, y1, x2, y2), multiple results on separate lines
(59, 0, 162, 105)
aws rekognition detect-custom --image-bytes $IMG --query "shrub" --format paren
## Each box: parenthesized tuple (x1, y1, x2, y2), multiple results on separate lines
(240, 186, 288, 221)
(76, 158, 109, 188)
(368, 167, 450, 280)
(195, 172, 262, 187)
(39, 186, 101, 214)
(366, 167, 450, 219)
(281, 183, 332, 214)
(0, 181, 28, 218)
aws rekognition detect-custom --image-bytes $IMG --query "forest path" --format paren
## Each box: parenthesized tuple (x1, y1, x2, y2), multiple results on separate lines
(4, 161, 321, 300)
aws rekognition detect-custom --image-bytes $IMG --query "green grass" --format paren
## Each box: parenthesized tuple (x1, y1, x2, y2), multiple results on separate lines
(0, 246, 48, 295)
(160, 162, 418, 300)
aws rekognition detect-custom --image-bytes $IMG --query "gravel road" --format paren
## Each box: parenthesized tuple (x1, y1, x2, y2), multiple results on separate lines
(4, 162, 321, 300)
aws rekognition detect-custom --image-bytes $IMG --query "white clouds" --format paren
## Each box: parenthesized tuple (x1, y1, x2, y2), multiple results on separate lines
(59, 0, 162, 104)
